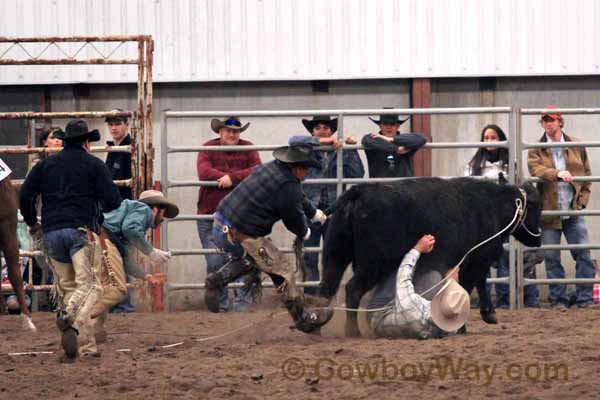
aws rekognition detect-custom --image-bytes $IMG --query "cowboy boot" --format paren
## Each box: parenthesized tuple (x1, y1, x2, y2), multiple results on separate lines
(56, 311, 78, 360)
(205, 256, 256, 313)
(241, 268, 263, 304)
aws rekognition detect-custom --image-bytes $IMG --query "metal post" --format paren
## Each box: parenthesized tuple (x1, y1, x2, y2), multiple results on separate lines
(507, 107, 517, 309)
(160, 111, 170, 311)
(336, 113, 344, 198)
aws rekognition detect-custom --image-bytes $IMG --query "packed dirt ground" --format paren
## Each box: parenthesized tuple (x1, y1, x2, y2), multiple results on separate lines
(1, 299, 599, 400)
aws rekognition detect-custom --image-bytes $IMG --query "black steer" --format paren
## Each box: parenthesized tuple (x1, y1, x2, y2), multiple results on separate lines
(298, 177, 542, 336)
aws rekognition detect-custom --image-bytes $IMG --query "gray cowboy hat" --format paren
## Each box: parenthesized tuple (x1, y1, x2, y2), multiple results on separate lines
(273, 143, 322, 170)
(369, 107, 410, 126)
(138, 190, 180, 218)
(63, 119, 101, 142)
(210, 117, 250, 134)
(301, 115, 338, 134)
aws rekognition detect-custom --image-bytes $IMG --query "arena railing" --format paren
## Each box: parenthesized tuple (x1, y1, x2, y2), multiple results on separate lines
(515, 107, 600, 308)
(161, 107, 518, 308)
(0, 35, 156, 310)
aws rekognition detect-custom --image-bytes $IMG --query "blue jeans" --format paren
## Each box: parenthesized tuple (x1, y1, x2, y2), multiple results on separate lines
(43, 228, 88, 263)
(496, 250, 539, 308)
(197, 219, 252, 312)
(542, 216, 595, 305)
(303, 222, 324, 295)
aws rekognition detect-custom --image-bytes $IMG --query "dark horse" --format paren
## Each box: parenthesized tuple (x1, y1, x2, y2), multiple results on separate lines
(295, 177, 542, 336)
(0, 175, 36, 330)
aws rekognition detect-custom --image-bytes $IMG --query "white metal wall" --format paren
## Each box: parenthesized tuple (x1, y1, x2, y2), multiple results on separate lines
(1, 0, 599, 84)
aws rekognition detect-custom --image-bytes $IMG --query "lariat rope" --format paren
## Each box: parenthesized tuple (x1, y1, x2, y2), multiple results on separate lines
(320, 189, 537, 313)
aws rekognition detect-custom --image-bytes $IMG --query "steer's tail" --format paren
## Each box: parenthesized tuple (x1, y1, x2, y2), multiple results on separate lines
(319, 185, 363, 298)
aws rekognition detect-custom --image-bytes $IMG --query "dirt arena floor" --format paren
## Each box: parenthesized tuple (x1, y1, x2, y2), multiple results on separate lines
(1, 300, 599, 400)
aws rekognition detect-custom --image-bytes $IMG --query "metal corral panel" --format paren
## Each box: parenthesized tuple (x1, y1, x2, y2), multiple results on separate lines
(1, 0, 599, 84)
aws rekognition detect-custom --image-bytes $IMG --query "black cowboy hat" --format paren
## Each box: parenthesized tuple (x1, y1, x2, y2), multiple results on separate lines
(301, 115, 338, 134)
(273, 143, 322, 170)
(369, 108, 410, 126)
(210, 116, 250, 134)
(105, 108, 129, 124)
(63, 119, 101, 142)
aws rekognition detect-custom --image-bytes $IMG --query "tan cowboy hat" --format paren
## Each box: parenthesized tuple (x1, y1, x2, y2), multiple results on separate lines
(138, 190, 180, 218)
(210, 117, 250, 134)
(430, 279, 470, 332)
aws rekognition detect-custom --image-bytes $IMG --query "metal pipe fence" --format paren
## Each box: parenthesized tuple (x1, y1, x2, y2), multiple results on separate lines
(514, 107, 600, 308)
(161, 107, 521, 306)
(1, 36, 154, 308)
(161, 106, 600, 310)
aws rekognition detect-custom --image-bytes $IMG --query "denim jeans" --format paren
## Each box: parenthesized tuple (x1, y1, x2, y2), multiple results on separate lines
(303, 222, 324, 295)
(43, 228, 88, 263)
(542, 216, 595, 305)
(198, 219, 252, 312)
(495, 250, 539, 308)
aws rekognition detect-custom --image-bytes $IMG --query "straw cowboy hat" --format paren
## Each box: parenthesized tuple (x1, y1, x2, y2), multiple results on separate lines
(430, 279, 470, 332)
(369, 107, 410, 126)
(63, 119, 101, 142)
(301, 115, 338, 133)
(273, 143, 322, 170)
(139, 190, 180, 218)
(210, 117, 250, 134)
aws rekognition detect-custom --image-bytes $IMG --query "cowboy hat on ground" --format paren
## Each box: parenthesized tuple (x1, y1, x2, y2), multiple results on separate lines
(138, 190, 180, 218)
(430, 278, 470, 332)
(210, 117, 250, 134)
(301, 115, 338, 133)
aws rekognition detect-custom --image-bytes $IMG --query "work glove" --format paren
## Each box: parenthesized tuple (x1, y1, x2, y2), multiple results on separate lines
(311, 209, 327, 225)
(150, 248, 171, 264)
(303, 227, 311, 241)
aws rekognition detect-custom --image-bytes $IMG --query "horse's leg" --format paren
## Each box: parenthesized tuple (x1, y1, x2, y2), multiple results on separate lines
(476, 273, 497, 324)
(0, 219, 31, 317)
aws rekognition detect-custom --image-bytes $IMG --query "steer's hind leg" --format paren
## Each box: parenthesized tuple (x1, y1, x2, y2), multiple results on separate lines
(476, 275, 497, 325)
(344, 273, 375, 338)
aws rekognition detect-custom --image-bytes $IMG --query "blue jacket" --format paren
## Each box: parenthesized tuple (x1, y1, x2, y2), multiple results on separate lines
(288, 135, 365, 210)
(103, 199, 154, 256)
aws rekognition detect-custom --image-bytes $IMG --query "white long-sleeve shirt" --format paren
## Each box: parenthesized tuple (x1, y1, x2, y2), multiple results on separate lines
(369, 249, 438, 339)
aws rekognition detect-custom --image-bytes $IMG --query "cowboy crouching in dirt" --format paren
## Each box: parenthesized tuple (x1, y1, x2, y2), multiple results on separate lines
(205, 143, 330, 330)
(90, 190, 179, 342)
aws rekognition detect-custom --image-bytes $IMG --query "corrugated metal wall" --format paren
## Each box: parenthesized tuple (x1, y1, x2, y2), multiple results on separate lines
(1, 0, 599, 84)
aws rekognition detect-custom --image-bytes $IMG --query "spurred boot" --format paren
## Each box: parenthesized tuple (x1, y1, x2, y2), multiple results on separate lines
(205, 256, 256, 313)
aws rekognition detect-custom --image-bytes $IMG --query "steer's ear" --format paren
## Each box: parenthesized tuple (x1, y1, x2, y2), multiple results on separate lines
(498, 172, 508, 185)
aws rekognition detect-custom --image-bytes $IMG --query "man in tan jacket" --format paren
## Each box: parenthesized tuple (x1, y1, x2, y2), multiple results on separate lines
(527, 106, 595, 309)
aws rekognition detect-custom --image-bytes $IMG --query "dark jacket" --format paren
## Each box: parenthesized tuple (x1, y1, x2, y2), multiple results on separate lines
(106, 134, 132, 200)
(20, 143, 122, 233)
(288, 135, 364, 210)
(196, 137, 261, 214)
(218, 160, 314, 238)
(361, 132, 426, 177)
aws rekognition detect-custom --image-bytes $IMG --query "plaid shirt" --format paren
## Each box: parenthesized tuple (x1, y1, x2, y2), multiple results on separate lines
(370, 249, 436, 339)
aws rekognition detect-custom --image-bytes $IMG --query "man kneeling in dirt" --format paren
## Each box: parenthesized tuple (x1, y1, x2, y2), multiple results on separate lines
(205, 143, 327, 327)
(368, 234, 471, 339)
(90, 190, 179, 341)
